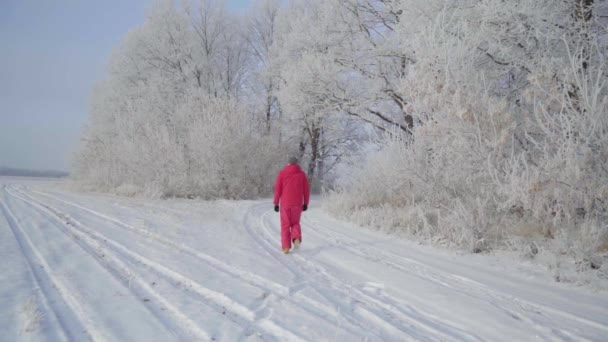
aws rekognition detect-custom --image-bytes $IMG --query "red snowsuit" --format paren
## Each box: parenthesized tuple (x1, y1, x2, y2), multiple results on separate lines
(273, 164, 310, 249)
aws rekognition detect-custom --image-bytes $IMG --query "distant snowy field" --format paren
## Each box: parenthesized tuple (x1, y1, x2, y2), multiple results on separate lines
(1, 177, 608, 341)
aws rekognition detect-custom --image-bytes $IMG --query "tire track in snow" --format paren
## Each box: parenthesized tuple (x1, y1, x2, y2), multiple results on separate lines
(242, 206, 396, 341)
(31, 186, 597, 340)
(25, 186, 369, 339)
(241, 206, 388, 340)
(28, 187, 289, 294)
(301, 215, 607, 340)
(256, 206, 483, 342)
(247, 204, 464, 341)
(0, 188, 98, 341)
(29, 186, 604, 340)
(302, 221, 572, 340)
(7, 186, 211, 341)
(13, 187, 303, 342)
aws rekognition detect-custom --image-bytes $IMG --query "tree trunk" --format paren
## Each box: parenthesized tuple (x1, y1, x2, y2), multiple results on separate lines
(306, 122, 321, 191)
(575, 0, 594, 70)
(575, 0, 593, 23)
(317, 127, 325, 190)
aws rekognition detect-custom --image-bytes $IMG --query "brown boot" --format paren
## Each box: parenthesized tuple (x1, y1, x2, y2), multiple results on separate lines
(282, 248, 290, 254)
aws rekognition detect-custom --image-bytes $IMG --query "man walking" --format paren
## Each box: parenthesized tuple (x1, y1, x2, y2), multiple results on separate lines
(273, 156, 310, 254)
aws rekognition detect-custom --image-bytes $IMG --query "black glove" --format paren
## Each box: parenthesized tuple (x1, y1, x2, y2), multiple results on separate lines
(303, 204, 308, 211)
(274, 205, 279, 212)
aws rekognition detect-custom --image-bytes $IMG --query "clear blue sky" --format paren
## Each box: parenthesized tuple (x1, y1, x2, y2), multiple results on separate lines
(0, 0, 252, 172)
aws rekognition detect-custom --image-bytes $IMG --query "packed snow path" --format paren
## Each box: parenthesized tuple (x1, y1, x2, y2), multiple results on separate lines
(1, 179, 608, 341)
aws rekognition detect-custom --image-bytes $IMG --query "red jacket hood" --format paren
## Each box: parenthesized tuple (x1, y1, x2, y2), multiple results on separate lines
(282, 164, 303, 174)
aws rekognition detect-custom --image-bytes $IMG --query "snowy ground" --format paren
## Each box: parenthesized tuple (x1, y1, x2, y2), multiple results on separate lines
(1, 178, 608, 341)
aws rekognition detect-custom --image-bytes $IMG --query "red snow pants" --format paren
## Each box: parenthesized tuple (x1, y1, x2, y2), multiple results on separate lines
(280, 206, 302, 249)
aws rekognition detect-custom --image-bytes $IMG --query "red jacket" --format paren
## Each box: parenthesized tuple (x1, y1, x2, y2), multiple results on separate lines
(273, 164, 310, 207)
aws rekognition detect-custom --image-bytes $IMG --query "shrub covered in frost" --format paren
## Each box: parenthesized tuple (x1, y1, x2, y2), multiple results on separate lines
(327, 0, 608, 285)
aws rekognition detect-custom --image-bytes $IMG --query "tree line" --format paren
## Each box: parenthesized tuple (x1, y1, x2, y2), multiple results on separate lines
(75, 0, 607, 277)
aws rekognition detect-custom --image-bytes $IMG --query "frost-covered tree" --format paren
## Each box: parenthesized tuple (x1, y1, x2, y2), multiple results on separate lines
(327, 0, 608, 280)
(74, 0, 283, 198)
(245, 0, 283, 133)
(269, 0, 394, 188)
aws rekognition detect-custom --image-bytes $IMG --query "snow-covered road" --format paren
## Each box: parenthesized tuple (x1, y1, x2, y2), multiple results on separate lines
(1, 178, 607, 341)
